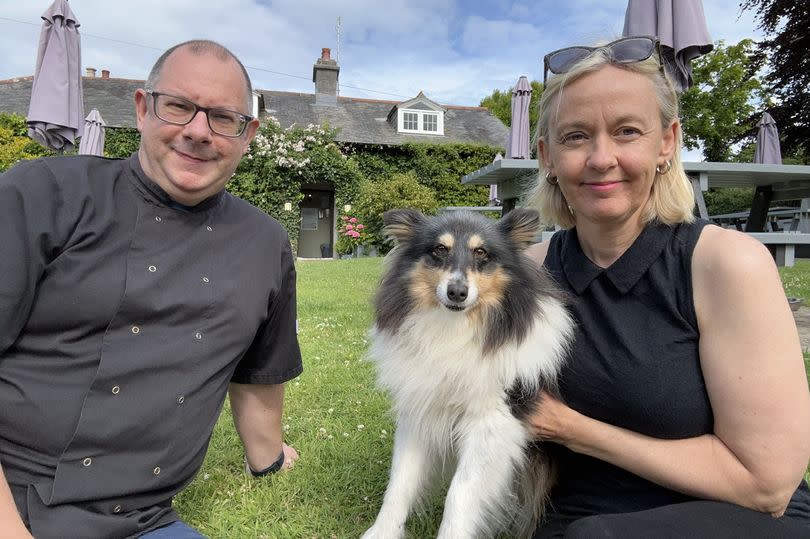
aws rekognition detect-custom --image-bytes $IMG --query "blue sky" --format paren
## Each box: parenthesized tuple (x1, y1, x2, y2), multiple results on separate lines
(1, 0, 763, 107)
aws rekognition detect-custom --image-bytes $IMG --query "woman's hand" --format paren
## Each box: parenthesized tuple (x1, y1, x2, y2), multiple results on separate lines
(526, 391, 582, 446)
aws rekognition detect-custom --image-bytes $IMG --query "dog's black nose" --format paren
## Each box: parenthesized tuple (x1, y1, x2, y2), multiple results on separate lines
(447, 282, 468, 303)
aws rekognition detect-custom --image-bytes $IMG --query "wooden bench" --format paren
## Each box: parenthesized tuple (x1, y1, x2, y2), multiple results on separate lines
(746, 233, 810, 267)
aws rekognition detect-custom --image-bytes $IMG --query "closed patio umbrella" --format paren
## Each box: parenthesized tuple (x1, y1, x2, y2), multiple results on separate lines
(754, 112, 781, 165)
(27, 0, 84, 152)
(489, 153, 502, 205)
(622, 0, 713, 92)
(747, 113, 783, 232)
(505, 76, 532, 159)
(78, 108, 105, 156)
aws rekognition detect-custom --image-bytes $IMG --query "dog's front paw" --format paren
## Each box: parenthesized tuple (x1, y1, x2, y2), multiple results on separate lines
(360, 522, 405, 539)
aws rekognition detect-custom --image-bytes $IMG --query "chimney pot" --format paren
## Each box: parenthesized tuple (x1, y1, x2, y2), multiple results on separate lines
(321, 48, 331, 60)
(86, 67, 96, 77)
(101, 69, 110, 79)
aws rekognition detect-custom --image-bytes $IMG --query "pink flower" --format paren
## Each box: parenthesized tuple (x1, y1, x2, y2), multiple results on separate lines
(346, 224, 354, 231)
(356, 224, 364, 230)
(349, 217, 358, 223)
(350, 230, 360, 238)
(341, 215, 349, 221)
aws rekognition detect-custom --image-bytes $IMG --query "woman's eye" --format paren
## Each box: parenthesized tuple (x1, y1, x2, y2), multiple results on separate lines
(617, 127, 641, 137)
(561, 132, 586, 144)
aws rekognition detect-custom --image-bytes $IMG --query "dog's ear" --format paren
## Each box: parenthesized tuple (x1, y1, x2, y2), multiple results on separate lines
(498, 208, 541, 249)
(383, 209, 426, 244)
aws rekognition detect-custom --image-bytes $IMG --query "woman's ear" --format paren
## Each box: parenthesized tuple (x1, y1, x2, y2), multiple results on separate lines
(660, 119, 678, 162)
(538, 138, 553, 176)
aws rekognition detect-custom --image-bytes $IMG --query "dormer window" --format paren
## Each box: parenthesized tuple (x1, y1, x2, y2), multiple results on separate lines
(399, 109, 442, 134)
(391, 92, 445, 136)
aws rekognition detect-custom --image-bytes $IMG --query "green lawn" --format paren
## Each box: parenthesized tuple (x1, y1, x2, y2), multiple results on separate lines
(174, 257, 810, 537)
(174, 258, 444, 537)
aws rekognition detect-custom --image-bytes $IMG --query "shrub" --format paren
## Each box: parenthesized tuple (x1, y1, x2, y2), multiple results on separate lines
(0, 113, 51, 171)
(355, 171, 440, 251)
(335, 214, 368, 255)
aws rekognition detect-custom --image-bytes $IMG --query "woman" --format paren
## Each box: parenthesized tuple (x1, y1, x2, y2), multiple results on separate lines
(526, 36, 810, 538)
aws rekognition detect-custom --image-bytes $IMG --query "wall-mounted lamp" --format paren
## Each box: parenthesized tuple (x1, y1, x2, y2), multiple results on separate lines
(284, 202, 293, 211)
(343, 204, 352, 213)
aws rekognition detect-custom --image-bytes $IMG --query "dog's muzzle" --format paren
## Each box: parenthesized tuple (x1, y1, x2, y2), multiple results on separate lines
(444, 280, 468, 311)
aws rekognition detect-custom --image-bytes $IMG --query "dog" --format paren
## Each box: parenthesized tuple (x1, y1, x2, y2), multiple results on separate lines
(361, 208, 574, 539)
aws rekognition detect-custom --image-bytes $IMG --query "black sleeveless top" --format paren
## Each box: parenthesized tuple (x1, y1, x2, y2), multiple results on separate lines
(543, 220, 810, 520)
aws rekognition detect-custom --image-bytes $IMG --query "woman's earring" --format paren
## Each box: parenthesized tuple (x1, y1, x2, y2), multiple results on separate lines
(545, 170, 558, 185)
(655, 160, 672, 175)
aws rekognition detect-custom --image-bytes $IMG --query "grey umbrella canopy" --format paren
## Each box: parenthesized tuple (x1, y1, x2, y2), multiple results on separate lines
(505, 76, 532, 159)
(27, 0, 84, 152)
(78, 108, 105, 156)
(754, 112, 782, 165)
(622, 0, 713, 92)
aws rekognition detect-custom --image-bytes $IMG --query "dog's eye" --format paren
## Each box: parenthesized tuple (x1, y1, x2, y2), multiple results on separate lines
(433, 244, 449, 257)
(473, 247, 488, 259)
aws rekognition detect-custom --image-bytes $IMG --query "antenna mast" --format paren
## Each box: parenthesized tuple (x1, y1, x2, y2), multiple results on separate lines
(335, 16, 341, 95)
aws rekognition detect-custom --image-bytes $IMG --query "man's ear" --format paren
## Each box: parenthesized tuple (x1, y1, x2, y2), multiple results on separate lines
(134, 89, 148, 133)
(242, 118, 260, 154)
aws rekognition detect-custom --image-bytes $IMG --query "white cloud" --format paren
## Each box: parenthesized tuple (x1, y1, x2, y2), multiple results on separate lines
(0, 0, 767, 107)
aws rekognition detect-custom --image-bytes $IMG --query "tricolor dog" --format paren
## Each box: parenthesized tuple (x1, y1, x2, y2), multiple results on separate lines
(362, 209, 574, 538)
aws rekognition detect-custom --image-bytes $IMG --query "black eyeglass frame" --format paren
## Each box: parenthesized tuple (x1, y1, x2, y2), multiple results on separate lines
(542, 36, 661, 84)
(146, 90, 254, 137)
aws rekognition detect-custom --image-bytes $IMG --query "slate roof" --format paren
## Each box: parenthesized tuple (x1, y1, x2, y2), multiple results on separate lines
(0, 76, 143, 129)
(0, 76, 508, 148)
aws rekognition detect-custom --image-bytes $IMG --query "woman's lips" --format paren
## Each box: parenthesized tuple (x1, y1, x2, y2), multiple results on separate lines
(584, 181, 622, 191)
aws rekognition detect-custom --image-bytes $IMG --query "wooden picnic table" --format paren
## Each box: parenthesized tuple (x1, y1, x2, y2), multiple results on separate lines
(461, 159, 810, 267)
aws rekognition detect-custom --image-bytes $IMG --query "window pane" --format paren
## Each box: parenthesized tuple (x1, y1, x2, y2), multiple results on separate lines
(423, 114, 437, 132)
(403, 112, 418, 130)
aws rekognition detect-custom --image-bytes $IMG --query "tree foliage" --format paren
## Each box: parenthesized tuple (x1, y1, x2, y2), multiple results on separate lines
(741, 0, 810, 161)
(679, 39, 765, 162)
(479, 80, 544, 153)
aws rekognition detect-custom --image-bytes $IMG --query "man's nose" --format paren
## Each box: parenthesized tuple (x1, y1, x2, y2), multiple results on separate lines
(183, 110, 213, 140)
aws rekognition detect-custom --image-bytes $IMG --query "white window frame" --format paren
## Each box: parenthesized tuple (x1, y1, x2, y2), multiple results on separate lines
(398, 109, 444, 135)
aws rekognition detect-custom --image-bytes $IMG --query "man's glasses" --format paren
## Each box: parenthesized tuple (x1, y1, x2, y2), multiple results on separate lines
(147, 90, 252, 137)
(543, 36, 660, 84)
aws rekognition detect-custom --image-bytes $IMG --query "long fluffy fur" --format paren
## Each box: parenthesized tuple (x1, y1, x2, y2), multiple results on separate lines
(362, 209, 574, 539)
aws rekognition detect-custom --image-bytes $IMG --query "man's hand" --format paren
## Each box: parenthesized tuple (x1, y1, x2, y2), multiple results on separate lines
(281, 442, 299, 471)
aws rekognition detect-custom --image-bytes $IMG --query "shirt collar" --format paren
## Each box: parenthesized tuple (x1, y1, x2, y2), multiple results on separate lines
(127, 153, 223, 213)
(561, 222, 673, 295)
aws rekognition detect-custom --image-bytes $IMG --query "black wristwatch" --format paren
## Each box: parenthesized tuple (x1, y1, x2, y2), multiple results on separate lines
(245, 449, 285, 477)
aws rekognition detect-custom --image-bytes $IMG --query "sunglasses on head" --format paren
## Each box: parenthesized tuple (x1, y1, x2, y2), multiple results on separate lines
(543, 36, 661, 84)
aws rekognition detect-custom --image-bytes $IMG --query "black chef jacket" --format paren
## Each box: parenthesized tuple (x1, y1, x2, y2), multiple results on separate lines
(0, 154, 303, 538)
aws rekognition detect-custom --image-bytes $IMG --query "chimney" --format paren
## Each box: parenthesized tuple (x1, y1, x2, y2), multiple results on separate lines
(86, 67, 96, 77)
(312, 47, 339, 107)
(101, 69, 110, 79)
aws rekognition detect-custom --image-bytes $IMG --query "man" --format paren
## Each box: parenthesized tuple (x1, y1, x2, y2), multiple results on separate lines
(0, 40, 302, 538)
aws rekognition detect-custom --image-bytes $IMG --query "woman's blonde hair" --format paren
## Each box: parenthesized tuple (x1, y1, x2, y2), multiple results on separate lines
(527, 42, 695, 228)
